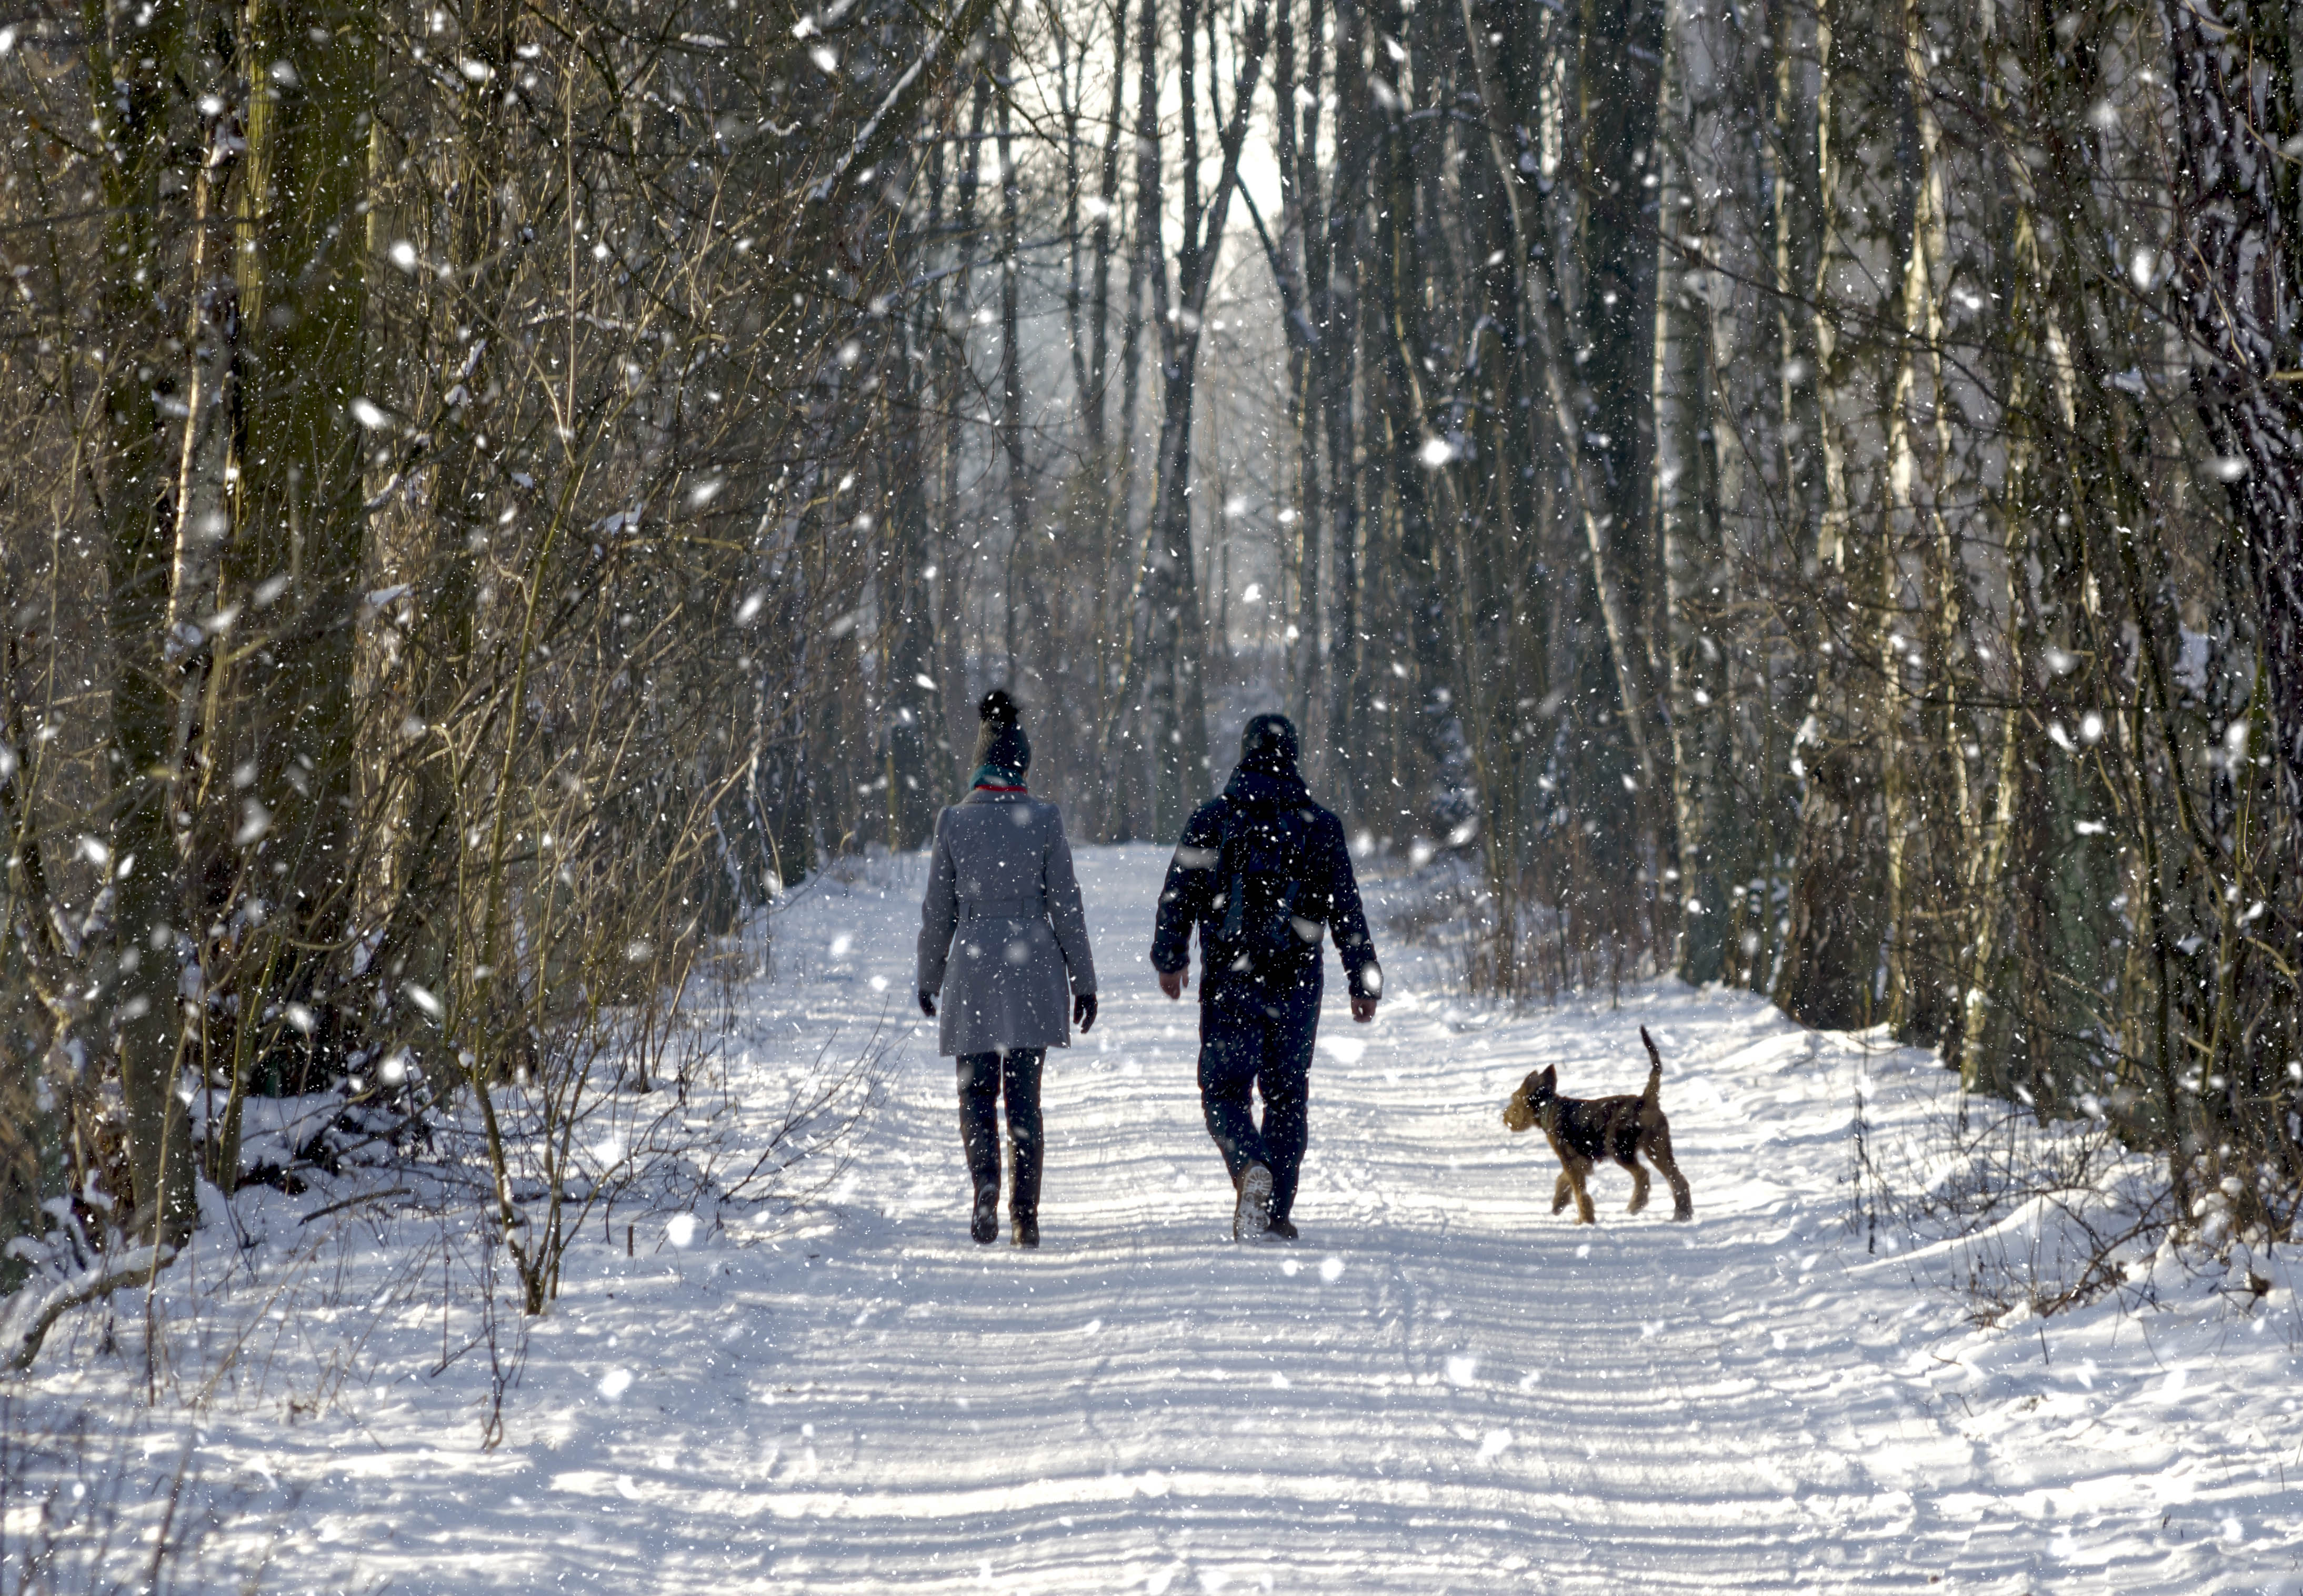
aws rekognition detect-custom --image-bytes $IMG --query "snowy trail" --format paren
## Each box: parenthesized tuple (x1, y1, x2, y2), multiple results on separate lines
(676, 878, 1970, 1591)
(26, 844, 2301, 1593)
(461, 844, 2290, 1593)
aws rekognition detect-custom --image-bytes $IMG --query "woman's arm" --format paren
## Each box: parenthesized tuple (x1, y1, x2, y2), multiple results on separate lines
(915, 811, 959, 1001)
(1043, 809, 1097, 995)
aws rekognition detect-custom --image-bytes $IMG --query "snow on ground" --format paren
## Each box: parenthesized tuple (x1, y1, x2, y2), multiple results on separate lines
(10, 842, 2302, 1593)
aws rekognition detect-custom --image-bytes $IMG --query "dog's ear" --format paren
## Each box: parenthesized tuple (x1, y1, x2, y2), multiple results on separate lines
(1537, 1066, 1556, 1090)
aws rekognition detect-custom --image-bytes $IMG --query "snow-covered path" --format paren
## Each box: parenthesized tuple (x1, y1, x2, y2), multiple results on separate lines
(466, 844, 2292, 1593)
(24, 843, 2302, 1592)
(700, 847, 1971, 1592)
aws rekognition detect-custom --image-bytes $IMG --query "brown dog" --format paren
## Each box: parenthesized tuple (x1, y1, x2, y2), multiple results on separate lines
(1502, 1026, 1693, 1223)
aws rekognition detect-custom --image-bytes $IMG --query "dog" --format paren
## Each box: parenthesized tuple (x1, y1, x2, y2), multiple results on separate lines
(1501, 1026, 1693, 1223)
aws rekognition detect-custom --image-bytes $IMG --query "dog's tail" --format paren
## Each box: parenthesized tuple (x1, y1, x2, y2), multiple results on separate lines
(1638, 1026, 1665, 1107)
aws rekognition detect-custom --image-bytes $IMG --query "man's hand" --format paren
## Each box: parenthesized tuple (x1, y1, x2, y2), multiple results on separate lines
(1074, 992, 1098, 1032)
(1350, 994, 1378, 1024)
(1157, 966, 1186, 1001)
(918, 990, 937, 1019)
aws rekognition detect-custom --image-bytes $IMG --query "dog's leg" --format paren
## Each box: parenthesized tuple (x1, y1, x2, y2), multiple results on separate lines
(1622, 1156, 1651, 1214)
(1551, 1170, 1574, 1215)
(1645, 1125, 1694, 1221)
(1566, 1159, 1596, 1224)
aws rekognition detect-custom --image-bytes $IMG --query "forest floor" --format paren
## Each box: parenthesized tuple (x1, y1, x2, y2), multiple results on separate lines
(11, 843, 2303, 1593)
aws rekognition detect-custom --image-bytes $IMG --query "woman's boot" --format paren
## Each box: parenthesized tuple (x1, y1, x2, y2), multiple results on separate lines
(1008, 1131, 1042, 1248)
(957, 1056, 1002, 1244)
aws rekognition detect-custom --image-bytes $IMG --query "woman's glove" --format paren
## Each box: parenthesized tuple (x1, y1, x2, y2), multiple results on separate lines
(918, 990, 937, 1019)
(1073, 992, 1098, 1032)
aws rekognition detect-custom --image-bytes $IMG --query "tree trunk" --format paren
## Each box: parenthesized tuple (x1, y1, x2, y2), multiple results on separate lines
(884, 313, 941, 849)
(1130, 0, 1274, 836)
(1650, 41, 1715, 977)
(996, 31, 1033, 692)
(2160, 0, 2303, 864)
(1274, 0, 1326, 743)
(938, 72, 993, 791)
(1368, 0, 1470, 839)
(1774, 0, 1913, 1027)
(92, 0, 207, 1240)
(1100, 0, 1168, 840)
(229, 0, 375, 1070)
(1318, 0, 1371, 816)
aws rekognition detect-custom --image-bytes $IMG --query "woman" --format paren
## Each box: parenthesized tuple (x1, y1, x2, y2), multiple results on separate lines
(916, 691, 1098, 1247)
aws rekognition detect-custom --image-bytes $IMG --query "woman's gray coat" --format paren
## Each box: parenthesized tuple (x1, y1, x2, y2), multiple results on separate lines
(917, 789, 1097, 1056)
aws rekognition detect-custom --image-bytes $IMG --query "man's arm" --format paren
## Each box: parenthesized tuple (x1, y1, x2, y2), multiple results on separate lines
(1150, 800, 1224, 996)
(1320, 816, 1381, 1020)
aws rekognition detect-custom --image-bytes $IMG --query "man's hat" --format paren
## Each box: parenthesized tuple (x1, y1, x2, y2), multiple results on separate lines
(1239, 712, 1299, 774)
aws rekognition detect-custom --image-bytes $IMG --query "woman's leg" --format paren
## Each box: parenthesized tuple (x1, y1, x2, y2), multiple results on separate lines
(1002, 1049, 1045, 1238)
(956, 1052, 1003, 1242)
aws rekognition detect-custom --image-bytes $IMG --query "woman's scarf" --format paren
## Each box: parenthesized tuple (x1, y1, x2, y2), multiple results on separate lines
(970, 760, 1027, 792)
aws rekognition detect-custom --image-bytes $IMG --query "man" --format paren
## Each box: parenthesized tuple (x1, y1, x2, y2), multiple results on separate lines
(1151, 714, 1380, 1241)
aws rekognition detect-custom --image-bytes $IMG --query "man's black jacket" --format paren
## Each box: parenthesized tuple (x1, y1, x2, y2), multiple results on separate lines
(1150, 764, 1381, 1002)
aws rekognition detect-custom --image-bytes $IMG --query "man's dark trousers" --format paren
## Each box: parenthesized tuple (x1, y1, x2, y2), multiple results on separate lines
(1197, 977, 1319, 1224)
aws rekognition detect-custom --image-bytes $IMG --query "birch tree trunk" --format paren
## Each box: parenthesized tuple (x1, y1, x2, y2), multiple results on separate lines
(1774, 0, 1913, 1027)
(1658, 0, 1778, 983)
(938, 74, 992, 795)
(1875, 0, 2004, 1042)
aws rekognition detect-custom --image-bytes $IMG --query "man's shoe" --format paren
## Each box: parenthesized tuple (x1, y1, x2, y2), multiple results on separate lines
(1267, 1217, 1298, 1241)
(1011, 1217, 1039, 1249)
(971, 1184, 1000, 1245)
(1234, 1163, 1275, 1241)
